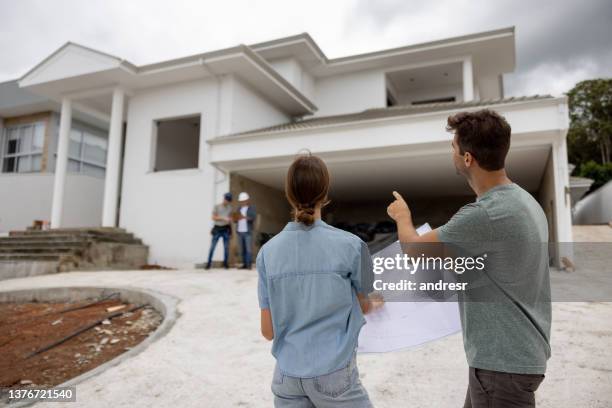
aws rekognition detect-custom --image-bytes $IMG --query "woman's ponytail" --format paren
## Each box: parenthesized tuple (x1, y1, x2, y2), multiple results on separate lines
(285, 152, 330, 226)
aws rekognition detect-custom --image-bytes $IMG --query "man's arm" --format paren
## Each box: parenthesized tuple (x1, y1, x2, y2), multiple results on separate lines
(387, 191, 440, 243)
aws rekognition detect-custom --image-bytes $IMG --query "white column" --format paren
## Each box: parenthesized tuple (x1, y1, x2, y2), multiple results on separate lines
(0, 117, 4, 159)
(552, 132, 574, 266)
(50, 98, 72, 228)
(463, 57, 474, 102)
(102, 87, 125, 227)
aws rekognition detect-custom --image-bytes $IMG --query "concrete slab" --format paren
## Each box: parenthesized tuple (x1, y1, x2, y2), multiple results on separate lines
(0, 269, 610, 407)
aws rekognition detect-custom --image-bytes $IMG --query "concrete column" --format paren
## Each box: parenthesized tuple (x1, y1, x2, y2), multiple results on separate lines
(555, 133, 573, 241)
(552, 132, 574, 266)
(50, 97, 72, 228)
(102, 87, 125, 227)
(0, 117, 4, 159)
(463, 57, 474, 102)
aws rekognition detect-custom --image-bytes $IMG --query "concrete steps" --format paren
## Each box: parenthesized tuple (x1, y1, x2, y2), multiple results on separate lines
(0, 227, 149, 280)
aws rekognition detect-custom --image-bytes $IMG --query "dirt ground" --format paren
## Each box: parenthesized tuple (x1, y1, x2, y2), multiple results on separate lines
(0, 298, 162, 390)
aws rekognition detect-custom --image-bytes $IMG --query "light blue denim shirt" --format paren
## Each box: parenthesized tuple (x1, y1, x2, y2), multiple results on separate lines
(257, 219, 374, 378)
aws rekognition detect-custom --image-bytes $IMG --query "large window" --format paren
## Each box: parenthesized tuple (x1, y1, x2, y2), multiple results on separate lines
(1, 122, 45, 173)
(66, 128, 108, 178)
(152, 115, 200, 172)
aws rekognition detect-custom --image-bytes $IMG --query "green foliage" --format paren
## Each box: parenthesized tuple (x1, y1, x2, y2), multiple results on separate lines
(577, 160, 612, 192)
(566, 79, 612, 167)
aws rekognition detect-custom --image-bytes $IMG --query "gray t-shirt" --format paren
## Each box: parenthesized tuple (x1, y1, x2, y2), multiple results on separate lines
(438, 183, 551, 374)
(213, 203, 232, 227)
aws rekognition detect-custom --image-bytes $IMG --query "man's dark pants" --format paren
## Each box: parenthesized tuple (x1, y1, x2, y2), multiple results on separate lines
(238, 231, 252, 268)
(463, 367, 545, 408)
(207, 226, 230, 267)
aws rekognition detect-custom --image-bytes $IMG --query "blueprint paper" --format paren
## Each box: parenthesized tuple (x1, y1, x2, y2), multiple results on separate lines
(357, 223, 462, 353)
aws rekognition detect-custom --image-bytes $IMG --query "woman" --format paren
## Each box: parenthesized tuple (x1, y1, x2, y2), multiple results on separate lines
(256, 152, 376, 407)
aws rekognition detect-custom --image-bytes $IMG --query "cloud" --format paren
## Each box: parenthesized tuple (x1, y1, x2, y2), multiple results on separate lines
(0, 0, 610, 97)
(348, 0, 612, 96)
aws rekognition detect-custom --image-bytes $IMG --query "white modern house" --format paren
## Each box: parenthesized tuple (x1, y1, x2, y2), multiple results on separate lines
(2, 26, 572, 267)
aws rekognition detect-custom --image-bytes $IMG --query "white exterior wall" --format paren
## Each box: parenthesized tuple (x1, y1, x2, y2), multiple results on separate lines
(120, 76, 289, 267)
(228, 76, 289, 134)
(301, 70, 315, 101)
(268, 58, 315, 101)
(121, 79, 218, 267)
(0, 173, 103, 233)
(314, 70, 387, 116)
(269, 59, 301, 89)
(477, 75, 504, 100)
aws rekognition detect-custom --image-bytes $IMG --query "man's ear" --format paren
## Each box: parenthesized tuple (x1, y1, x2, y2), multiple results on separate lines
(463, 152, 474, 168)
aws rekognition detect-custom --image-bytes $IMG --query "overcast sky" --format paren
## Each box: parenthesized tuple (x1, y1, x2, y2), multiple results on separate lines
(1, 0, 610, 97)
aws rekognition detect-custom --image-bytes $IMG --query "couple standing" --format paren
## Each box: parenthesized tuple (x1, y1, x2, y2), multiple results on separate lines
(206, 191, 256, 269)
(257, 109, 551, 407)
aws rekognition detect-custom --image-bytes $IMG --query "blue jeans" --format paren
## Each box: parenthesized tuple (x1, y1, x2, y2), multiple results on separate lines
(207, 227, 230, 267)
(271, 353, 372, 408)
(238, 231, 252, 267)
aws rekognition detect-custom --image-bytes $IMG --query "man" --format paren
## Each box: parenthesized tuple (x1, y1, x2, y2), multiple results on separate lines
(235, 191, 256, 270)
(387, 109, 551, 407)
(205, 192, 233, 269)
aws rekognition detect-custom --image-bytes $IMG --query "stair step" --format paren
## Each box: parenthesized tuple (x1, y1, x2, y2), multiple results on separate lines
(0, 247, 83, 255)
(0, 240, 90, 248)
(0, 227, 148, 274)
(9, 227, 127, 237)
(0, 234, 141, 245)
(0, 254, 64, 261)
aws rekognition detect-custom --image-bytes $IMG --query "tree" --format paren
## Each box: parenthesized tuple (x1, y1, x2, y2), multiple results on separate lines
(567, 79, 612, 166)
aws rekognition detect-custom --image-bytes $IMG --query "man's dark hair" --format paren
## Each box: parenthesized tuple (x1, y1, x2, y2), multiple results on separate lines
(446, 109, 511, 171)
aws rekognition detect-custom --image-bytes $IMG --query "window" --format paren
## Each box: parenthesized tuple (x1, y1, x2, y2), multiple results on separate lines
(1, 122, 45, 173)
(152, 115, 200, 172)
(64, 128, 108, 177)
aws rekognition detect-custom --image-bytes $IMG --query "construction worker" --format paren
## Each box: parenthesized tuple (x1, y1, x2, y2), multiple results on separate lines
(205, 192, 233, 269)
(235, 192, 256, 269)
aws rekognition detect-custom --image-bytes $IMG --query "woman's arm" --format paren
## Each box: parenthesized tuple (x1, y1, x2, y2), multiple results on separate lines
(357, 292, 384, 315)
(260, 308, 274, 341)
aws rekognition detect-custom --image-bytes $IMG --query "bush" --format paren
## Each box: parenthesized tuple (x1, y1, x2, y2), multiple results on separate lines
(577, 160, 612, 192)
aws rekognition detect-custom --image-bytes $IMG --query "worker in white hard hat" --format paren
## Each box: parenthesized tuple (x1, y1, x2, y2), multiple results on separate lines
(234, 191, 257, 269)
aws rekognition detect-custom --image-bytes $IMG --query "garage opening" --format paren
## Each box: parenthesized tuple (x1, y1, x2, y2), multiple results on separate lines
(152, 115, 200, 172)
(228, 144, 557, 260)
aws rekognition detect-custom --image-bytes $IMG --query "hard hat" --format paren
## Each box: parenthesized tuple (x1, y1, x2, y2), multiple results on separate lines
(238, 192, 250, 201)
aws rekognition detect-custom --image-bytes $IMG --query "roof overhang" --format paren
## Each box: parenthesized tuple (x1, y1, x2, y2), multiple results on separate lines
(207, 96, 568, 172)
(250, 33, 327, 70)
(18, 42, 317, 116)
(316, 27, 516, 77)
(251, 27, 516, 78)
